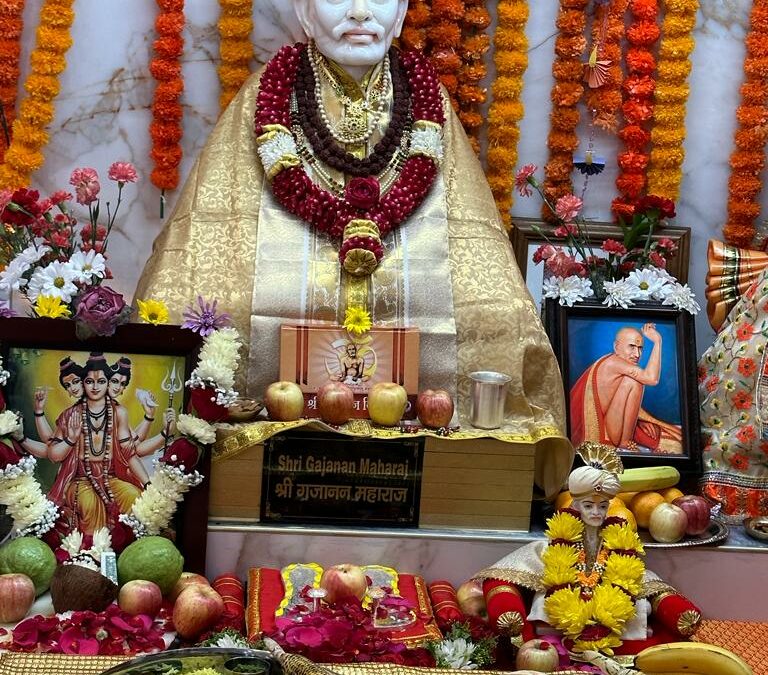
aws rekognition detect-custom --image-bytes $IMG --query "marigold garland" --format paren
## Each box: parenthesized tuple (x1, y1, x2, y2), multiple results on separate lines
(543, 0, 587, 221)
(542, 510, 645, 655)
(0, 0, 74, 189)
(217, 0, 253, 112)
(723, 0, 768, 246)
(149, 0, 185, 195)
(646, 0, 699, 202)
(486, 0, 529, 228)
(612, 0, 661, 218)
(0, 0, 25, 163)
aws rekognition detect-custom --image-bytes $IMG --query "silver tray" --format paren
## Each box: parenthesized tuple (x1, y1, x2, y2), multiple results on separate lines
(100, 647, 278, 675)
(639, 517, 729, 548)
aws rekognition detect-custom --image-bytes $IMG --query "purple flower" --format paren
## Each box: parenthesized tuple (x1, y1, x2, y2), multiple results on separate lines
(0, 301, 16, 318)
(181, 296, 231, 336)
(74, 286, 128, 337)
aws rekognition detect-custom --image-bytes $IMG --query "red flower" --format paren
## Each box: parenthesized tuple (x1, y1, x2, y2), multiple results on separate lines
(2, 188, 42, 227)
(729, 453, 750, 471)
(697, 366, 707, 383)
(532, 243, 558, 264)
(515, 163, 538, 197)
(553, 223, 578, 238)
(736, 323, 754, 341)
(602, 239, 627, 255)
(656, 237, 678, 253)
(554, 193, 582, 222)
(0, 439, 23, 470)
(345, 177, 381, 210)
(732, 390, 753, 410)
(637, 194, 676, 219)
(649, 251, 667, 268)
(738, 358, 757, 377)
(160, 437, 202, 472)
(705, 376, 720, 393)
(735, 425, 756, 444)
(189, 386, 230, 423)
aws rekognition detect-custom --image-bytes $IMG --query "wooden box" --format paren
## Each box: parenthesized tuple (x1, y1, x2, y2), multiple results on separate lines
(209, 434, 535, 531)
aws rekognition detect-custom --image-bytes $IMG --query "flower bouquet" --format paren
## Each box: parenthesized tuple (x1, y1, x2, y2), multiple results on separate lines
(515, 165, 699, 314)
(0, 162, 137, 336)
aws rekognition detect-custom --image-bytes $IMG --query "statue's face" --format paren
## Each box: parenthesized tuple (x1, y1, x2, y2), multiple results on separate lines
(573, 494, 610, 528)
(294, 0, 408, 70)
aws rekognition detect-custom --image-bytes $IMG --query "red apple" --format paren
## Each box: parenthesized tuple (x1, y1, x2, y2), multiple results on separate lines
(317, 382, 355, 425)
(672, 495, 712, 536)
(367, 382, 408, 426)
(168, 572, 211, 602)
(649, 502, 688, 543)
(172, 584, 225, 639)
(516, 639, 560, 672)
(416, 389, 454, 429)
(0, 573, 35, 623)
(264, 381, 305, 421)
(456, 579, 486, 618)
(319, 564, 368, 605)
(118, 579, 163, 617)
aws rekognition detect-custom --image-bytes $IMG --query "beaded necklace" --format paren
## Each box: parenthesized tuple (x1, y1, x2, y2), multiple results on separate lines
(80, 400, 115, 505)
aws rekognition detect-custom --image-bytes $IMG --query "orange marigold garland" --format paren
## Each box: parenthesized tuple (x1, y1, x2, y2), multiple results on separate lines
(402, 0, 431, 53)
(0, 0, 74, 189)
(486, 0, 529, 228)
(646, 0, 699, 202)
(150, 0, 185, 204)
(0, 0, 25, 163)
(723, 0, 768, 247)
(457, 0, 491, 152)
(218, 0, 253, 112)
(612, 0, 661, 219)
(543, 0, 588, 220)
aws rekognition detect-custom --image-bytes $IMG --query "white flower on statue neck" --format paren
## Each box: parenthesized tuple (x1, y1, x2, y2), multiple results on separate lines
(26, 260, 78, 303)
(661, 282, 700, 315)
(603, 278, 637, 309)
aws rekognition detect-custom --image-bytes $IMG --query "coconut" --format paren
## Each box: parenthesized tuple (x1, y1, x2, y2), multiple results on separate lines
(50, 564, 118, 613)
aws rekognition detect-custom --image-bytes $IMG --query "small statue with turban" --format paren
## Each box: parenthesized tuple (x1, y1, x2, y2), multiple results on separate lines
(473, 443, 703, 661)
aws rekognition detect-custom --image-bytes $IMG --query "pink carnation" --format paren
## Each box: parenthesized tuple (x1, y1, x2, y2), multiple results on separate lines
(649, 251, 667, 268)
(601, 239, 627, 255)
(515, 164, 538, 197)
(69, 168, 100, 205)
(0, 188, 13, 213)
(554, 194, 583, 222)
(553, 223, 578, 238)
(107, 161, 138, 184)
(656, 237, 678, 253)
(546, 250, 586, 278)
(48, 190, 72, 205)
(532, 243, 558, 264)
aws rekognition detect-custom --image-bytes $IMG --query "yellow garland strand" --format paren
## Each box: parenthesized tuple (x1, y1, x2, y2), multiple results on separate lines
(646, 0, 699, 201)
(486, 0, 529, 229)
(218, 0, 253, 112)
(0, 0, 74, 189)
(0, 0, 26, 163)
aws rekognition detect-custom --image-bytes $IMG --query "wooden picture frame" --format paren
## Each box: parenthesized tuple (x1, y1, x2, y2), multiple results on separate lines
(544, 299, 701, 477)
(509, 218, 692, 283)
(0, 318, 208, 573)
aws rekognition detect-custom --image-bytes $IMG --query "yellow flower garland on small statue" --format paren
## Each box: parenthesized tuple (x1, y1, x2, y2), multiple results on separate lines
(542, 510, 645, 655)
(646, 0, 700, 201)
(217, 0, 253, 112)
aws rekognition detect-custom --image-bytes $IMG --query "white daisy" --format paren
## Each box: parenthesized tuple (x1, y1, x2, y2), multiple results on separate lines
(556, 275, 594, 307)
(626, 268, 667, 300)
(17, 244, 51, 265)
(0, 257, 31, 293)
(68, 250, 106, 284)
(26, 260, 78, 302)
(603, 278, 637, 309)
(661, 282, 700, 315)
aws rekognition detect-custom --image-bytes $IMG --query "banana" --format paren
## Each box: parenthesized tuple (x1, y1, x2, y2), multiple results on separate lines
(619, 466, 680, 492)
(635, 642, 753, 675)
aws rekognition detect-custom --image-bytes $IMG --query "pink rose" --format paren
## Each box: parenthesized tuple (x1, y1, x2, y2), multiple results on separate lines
(554, 194, 583, 222)
(345, 177, 380, 210)
(74, 286, 127, 336)
(69, 168, 100, 205)
(107, 161, 138, 184)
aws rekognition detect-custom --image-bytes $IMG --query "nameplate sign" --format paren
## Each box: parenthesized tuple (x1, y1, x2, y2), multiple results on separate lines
(261, 432, 424, 526)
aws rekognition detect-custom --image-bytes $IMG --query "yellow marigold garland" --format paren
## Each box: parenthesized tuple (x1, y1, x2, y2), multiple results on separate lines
(150, 0, 185, 196)
(542, 510, 645, 655)
(486, 0, 529, 229)
(723, 0, 768, 246)
(543, 0, 587, 221)
(0, 0, 74, 189)
(646, 0, 699, 201)
(0, 0, 25, 163)
(218, 0, 253, 112)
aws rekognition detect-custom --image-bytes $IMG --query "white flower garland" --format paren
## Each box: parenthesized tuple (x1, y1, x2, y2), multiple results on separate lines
(0, 410, 23, 437)
(187, 327, 243, 406)
(0, 357, 9, 386)
(0, 456, 59, 537)
(176, 414, 217, 445)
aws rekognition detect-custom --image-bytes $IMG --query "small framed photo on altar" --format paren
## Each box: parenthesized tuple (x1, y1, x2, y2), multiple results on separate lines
(543, 300, 701, 474)
(0, 318, 209, 572)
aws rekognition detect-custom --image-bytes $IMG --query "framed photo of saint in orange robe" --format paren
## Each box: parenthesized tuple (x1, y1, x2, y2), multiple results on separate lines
(544, 299, 701, 476)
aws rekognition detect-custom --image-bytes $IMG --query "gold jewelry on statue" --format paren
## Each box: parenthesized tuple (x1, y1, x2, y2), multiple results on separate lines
(677, 609, 702, 636)
(483, 584, 517, 603)
(497, 610, 524, 635)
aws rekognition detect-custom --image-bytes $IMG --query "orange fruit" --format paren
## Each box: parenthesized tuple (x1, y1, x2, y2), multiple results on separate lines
(617, 491, 638, 505)
(554, 491, 572, 510)
(659, 487, 685, 503)
(630, 491, 666, 529)
(607, 501, 637, 530)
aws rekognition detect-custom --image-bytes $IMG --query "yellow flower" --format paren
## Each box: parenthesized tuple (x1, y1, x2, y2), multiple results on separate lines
(343, 305, 372, 336)
(34, 295, 71, 319)
(137, 298, 169, 325)
(544, 586, 592, 637)
(541, 543, 579, 587)
(545, 510, 583, 542)
(602, 553, 645, 597)
(602, 522, 644, 554)
(591, 584, 636, 633)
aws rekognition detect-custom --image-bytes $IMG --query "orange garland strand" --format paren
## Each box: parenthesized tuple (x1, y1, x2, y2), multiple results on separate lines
(150, 0, 185, 195)
(612, 0, 661, 219)
(457, 0, 491, 153)
(217, 0, 253, 112)
(723, 0, 768, 246)
(543, 0, 588, 220)
(0, 0, 25, 163)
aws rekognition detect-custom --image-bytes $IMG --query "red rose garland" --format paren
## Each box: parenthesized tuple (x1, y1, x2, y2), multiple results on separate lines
(255, 44, 444, 274)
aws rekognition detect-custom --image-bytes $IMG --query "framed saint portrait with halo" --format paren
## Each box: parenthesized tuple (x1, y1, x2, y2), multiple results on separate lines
(0, 318, 208, 572)
(544, 299, 701, 476)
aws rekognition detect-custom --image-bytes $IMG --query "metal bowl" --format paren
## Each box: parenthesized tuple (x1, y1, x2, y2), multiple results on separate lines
(744, 516, 768, 542)
(100, 647, 276, 675)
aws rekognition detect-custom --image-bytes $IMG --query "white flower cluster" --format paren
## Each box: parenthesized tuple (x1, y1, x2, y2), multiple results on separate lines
(60, 527, 112, 570)
(257, 131, 299, 178)
(0, 456, 59, 537)
(122, 462, 203, 537)
(0, 357, 9, 387)
(433, 637, 479, 670)
(0, 410, 23, 437)
(544, 266, 700, 315)
(409, 122, 444, 163)
(0, 244, 50, 294)
(176, 414, 217, 445)
(187, 327, 243, 406)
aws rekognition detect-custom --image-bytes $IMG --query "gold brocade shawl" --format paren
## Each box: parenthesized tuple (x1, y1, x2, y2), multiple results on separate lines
(135, 52, 572, 496)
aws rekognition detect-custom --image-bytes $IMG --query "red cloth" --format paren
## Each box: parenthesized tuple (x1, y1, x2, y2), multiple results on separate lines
(481, 578, 534, 642)
(653, 593, 702, 639)
(427, 580, 463, 626)
(213, 573, 245, 632)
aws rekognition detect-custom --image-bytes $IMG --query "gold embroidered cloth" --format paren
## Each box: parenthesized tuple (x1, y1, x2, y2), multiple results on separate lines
(135, 51, 571, 496)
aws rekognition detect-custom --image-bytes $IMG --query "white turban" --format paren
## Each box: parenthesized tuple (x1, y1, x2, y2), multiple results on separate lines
(568, 465, 621, 499)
